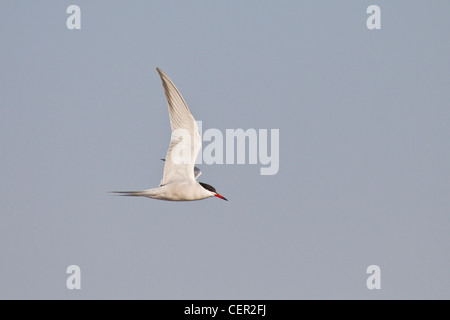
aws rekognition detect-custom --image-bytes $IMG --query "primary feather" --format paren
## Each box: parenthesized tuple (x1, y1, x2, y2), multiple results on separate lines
(156, 68, 201, 186)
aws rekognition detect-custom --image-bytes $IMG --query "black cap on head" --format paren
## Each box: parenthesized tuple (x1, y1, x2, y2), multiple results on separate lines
(199, 182, 227, 201)
(199, 182, 216, 193)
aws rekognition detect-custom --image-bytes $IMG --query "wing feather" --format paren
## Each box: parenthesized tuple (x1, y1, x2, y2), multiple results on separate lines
(156, 68, 201, 185)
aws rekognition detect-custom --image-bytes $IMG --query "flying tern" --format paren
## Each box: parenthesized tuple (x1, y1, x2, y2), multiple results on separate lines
(111, 68, 227, 201)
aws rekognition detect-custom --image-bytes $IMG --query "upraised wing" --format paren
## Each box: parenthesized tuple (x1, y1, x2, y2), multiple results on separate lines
(157, 68, 201, 185)
(161, 158, 202, 180)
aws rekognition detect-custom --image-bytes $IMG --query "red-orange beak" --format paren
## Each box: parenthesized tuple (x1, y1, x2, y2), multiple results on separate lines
(214, 193, 228, 201)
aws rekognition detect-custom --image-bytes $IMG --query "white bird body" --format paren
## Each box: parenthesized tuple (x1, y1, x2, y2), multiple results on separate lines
(121, 181, 214, 201)
(112, 68, 227, 202)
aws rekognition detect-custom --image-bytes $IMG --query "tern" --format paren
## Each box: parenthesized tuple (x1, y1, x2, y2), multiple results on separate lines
(111, 68, 227, 201)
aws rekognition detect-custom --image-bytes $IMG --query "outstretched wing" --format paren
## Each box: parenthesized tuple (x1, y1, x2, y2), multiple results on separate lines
(157, 68, 201, 185)
(160, 158, 202, 181)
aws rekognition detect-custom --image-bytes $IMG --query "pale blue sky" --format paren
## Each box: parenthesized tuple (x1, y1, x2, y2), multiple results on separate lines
(0, 1, 449, 299)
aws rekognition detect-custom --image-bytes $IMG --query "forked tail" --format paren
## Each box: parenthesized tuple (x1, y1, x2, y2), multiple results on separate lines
(108, 188, 160, 198)
(109, 191, 149, 197)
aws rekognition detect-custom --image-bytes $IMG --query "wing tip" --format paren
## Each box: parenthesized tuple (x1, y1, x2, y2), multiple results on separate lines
(156, 67, 164, 76)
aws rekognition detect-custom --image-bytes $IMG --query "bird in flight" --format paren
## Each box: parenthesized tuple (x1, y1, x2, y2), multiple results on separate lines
(111, 68, 227, 201)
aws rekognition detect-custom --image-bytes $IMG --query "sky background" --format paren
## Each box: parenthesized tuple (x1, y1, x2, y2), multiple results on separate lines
(1, 1, 449, 299)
